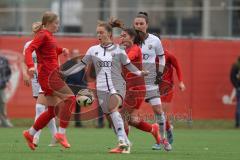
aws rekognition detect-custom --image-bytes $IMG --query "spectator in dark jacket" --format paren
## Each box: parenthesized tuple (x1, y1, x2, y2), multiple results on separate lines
(0, 55, 13, 127)
(65, 49, 87, 127)
(230, 56, 240, 128)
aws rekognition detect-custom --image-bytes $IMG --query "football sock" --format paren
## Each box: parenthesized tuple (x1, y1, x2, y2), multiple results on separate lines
(166, 118, 171, 131)
(135, 121, 152, 132)
(59, 96, 76, 128)
(35, 103, 45, 120)
(33, 103, 45, 139)
(33, 106, 55, 131)
(155, 113, 166, 139)
(110, 111, 130, 144)
(48, 118, 57, 137)
(29, 127, 37, 136)
(59, 127, 66, 134)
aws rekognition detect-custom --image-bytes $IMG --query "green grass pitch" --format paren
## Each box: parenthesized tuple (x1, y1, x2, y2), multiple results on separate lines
(0, 127, 239, 160)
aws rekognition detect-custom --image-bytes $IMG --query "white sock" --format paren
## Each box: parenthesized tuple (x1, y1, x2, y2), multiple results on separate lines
(59, 127, 66, 134)
(29, 127, 37, 136)
(33, 103, 46, 139)
(35, 103, 45, 121)
(33, 130, 41, 140)
(155, 113, 166, 139)
(47, 118, 57, 137)
(110, 111, 130, 144)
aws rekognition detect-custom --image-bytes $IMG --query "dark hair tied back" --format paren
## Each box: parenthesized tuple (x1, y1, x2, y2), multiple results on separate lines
(123, 28, 146, 45)
(138, 12, 148, 17)
(136, 11, 149, 23)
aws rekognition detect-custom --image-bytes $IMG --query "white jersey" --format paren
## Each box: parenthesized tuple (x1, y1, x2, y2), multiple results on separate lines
(23, 40, 41, 97)
(82, 44, 130, 93)
(140, 33, 164, 91)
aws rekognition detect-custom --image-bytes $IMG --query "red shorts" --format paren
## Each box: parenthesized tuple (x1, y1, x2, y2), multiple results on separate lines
(38, 69, 66, 96)
(158, 80, 174, 103)
(124, 85, 146, 110)
(161, 90, 173, 103)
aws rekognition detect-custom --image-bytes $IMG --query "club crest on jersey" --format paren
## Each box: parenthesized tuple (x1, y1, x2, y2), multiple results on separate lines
(95, 52, 98, 56)
(148, 44, 153, 50)
(143, 54, 149, 60)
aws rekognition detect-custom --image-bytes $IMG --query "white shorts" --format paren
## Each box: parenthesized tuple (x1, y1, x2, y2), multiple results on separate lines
(145, 84, 160, 101)
(31, 78, 43, 97)
(97, 84, 126, 114)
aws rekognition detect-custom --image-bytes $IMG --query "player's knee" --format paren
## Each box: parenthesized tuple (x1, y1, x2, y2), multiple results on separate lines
(109, 95, 122, 112)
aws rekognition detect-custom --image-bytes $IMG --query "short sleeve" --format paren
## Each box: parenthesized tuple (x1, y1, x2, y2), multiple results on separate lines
(155, 38, 164, 56)
(119, 49, 131, 66)
(81, 46, 93, 65)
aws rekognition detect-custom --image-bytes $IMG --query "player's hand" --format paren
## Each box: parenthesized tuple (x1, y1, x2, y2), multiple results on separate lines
(62, 48, 69, 57)
(28, 67, 35, 78)
(179, 81, 186, 91)
(141, 70, 149, 76)
(154, 72, 163, 84)
(23, 72, 31, 87)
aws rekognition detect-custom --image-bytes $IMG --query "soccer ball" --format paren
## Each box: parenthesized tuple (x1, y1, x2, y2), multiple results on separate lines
(76, 89, 94, 107)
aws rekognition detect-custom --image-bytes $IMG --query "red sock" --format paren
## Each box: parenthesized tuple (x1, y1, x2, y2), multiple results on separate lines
(59, 96, 76, 128)
(33, 106, 55, 131)
(135, 121, 152, 133)
(166, 119, 171, 131)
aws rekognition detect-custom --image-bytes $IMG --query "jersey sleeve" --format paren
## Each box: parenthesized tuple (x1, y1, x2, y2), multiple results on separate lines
(155, 38, 164, 56)
(119, 49, 131, 66)
(56, 46, 63, 55)
(155, 38, 165, 72)
(169, 53, 183, 81)
(61, 47, 93, 76)
(25, 32, 45, 68)
(81, 47, 93, 65)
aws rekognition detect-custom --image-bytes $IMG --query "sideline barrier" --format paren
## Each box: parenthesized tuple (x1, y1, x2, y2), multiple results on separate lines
(0, 36, 238, 120)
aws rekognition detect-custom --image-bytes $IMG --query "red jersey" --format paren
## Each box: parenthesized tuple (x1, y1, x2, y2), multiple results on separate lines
(122, 44, 144, 87)
(162, 50, 183, 84)
(25, 29, 62, 77)
(123, 44, 146, 109)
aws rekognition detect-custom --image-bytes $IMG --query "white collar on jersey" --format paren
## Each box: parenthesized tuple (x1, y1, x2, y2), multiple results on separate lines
(100, 43, 114, 48)
(100, 43, 118, 51)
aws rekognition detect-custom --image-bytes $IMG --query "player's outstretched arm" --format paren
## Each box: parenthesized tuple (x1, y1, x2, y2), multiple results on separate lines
(125, 63, 148, 76)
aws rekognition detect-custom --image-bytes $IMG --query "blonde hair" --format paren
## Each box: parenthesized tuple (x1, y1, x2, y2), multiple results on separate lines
(32, 21, 42, 33)
(42, 11, 58, 26)
(97, 17, 124, 33)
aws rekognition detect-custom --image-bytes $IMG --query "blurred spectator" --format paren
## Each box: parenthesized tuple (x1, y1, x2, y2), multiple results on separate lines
(65, 49, 87, 127)
(0, 56, 13, 127)
(230, 56, 240, 128)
